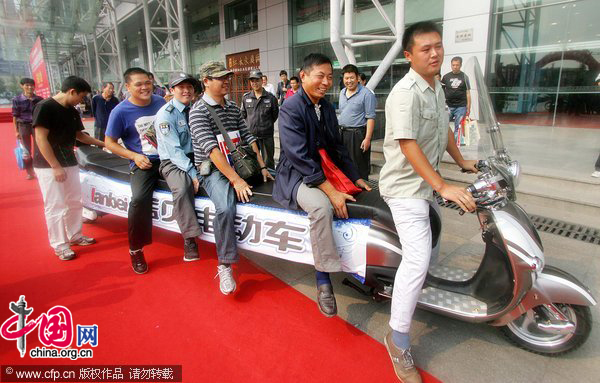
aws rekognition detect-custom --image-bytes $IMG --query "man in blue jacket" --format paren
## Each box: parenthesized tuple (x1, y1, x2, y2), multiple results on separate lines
(273, 53, 371, 317)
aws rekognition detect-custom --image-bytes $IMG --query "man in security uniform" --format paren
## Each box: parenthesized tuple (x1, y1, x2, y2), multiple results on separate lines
(155, 72, 203, 261)
(240, 69, 279, 170)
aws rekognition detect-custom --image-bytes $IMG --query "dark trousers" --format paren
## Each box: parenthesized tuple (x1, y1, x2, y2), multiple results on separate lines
(17, 122, 34, 172)
(340, 126, 370, 180)
(128, 161, 160, 250)
(257, 136, 275, 170)
(159, 160, 202, 239)
(94, 123, 106, 142)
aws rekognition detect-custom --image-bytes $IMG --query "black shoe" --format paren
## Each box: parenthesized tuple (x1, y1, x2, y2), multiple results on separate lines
(183, 238, 200, 262)
(317, 284, 337, 317)
(129, 249, 148, 274)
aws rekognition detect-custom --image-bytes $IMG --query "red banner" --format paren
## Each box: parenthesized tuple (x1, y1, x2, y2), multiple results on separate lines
(29, 36, 51, 98)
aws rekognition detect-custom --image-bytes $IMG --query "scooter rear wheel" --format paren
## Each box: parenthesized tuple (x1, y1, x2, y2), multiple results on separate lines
(500, 303, 592, 356)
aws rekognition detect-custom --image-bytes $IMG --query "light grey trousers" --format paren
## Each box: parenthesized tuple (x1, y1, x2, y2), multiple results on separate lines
(296, 183, 342, 272)
(159, 160, 202, 239)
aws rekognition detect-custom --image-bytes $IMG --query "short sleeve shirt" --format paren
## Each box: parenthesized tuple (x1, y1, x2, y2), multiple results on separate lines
(105, 95, 166, 165)
(338, 84, 377, 127)
(32, 98, 84, 168)
(379, 68, 449, 201)
(441, 71, 470, 108)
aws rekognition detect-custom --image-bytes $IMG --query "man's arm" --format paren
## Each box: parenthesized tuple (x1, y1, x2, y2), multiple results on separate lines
(90, 96, 96, 118)
(271, 95, 279, 121)
(466, 90, 471, 116)
(362, 119, 375, 152)
(76, 131, 105, 147)
(35, 127, 66, 182)
(465, 74, 471, 115)
(250, 141, 274, 182)
(240, 96, 247, 120)
(445, 128, 477, 173)
(399, 138, 475, 212)
(13, 117, 19, 138)
(155, 118, 197, 180)
(208, 148, 253, 203)
(12, 98, 20, 138)
(279, 106, 357, 218)
(105, 136, 151, 169)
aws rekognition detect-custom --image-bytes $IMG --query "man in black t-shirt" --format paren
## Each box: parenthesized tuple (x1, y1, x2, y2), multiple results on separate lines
(441, 56, 471, 145)
(33, 76, 105, 261)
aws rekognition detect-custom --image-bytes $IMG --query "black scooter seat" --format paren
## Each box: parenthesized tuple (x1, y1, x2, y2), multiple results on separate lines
(76, 145, 413, 232)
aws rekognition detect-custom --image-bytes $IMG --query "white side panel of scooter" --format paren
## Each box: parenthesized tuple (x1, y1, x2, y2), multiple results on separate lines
(493, 210, 544, 269)
(79, 170, 370, 277)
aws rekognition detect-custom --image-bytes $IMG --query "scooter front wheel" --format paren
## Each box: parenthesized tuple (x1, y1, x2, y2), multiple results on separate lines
(500, 304, 592, 356)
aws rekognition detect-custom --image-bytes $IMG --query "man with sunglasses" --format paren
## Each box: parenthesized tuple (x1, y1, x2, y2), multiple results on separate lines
(189, 61, 272, 295)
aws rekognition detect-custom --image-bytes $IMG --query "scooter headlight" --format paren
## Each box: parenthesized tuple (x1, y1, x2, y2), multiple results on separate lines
(508, 161, 520, 187)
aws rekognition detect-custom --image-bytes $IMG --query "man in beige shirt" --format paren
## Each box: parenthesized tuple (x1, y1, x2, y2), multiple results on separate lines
(379, 22, 478, 383)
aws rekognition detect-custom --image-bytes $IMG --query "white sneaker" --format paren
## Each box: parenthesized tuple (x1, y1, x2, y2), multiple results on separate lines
(592, 171, 600, 178)
(215, 265, 236, 295)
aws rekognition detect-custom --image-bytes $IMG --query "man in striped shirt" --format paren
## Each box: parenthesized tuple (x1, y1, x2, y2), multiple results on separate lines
(189, 61, 272, 295)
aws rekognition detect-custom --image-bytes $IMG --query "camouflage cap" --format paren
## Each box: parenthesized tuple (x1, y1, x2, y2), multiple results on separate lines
(198, 61, 233, 79)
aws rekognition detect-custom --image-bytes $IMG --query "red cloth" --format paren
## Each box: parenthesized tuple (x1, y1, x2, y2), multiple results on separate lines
(318, 148, 362, 195)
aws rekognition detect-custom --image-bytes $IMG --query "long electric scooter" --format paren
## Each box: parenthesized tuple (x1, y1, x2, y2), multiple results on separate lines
(77, 57, 594, 355)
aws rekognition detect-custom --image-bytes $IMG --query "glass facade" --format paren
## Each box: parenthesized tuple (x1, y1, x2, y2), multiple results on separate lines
(488, 0, 600, 127)
(290, 0, 444, 139)
(224, 0, 259, 39)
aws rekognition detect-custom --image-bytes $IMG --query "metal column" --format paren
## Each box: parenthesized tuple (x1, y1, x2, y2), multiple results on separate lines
(92, 35, 103, 90)
(142, 0, 186, 79)
(176, 0, 190, 72)
(330, 0, 405, 91)
(142, 0, 155, 74)
(165, 0, 176, 72)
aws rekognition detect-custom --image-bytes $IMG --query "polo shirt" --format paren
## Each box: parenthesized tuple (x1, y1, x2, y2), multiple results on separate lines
(188, 93, 257, 166)
(379, 68, 449, 201)
(338, 84, 377, 127)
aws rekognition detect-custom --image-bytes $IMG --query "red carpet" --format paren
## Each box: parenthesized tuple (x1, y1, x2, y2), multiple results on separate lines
(0, 122, 441, 382)
(0, 108, 13, 123)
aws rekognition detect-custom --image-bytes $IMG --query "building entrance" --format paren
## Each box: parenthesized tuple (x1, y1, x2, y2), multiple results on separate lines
(226, 49, 261, 105)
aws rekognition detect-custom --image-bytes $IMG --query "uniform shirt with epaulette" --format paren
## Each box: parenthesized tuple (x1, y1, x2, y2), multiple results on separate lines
(155, 98, 197, 180)
(379, 68, 449, 201)
(240, 88, 279, 138)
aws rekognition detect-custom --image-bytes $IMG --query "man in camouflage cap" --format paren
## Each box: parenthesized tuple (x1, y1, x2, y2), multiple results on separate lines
(189, 61, 273, 295)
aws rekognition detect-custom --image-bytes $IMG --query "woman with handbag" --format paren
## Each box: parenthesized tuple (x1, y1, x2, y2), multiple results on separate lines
(189, 61, 273, 296)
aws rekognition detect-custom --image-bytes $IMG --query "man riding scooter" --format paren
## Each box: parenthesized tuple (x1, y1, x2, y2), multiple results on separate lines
(378, 21, 478, 383)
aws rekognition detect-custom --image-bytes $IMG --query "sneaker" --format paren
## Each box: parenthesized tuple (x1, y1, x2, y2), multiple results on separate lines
(55, 248, 76, 261)
(215, 265, 236, 295)
(71, 235, 96, 246)
(183, 238, 200, 262)
(317, 284, 337, 317)
(384, 332, 422, 383)
(129, 249, 148, 274)
(592, 171, 600, 178)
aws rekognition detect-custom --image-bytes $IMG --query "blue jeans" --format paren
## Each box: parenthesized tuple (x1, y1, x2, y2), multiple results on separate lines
(199, 170, 238, 264)
(448, 106, 467, 143)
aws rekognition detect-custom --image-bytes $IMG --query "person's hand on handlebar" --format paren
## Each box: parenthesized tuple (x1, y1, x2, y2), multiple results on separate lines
(459, 159, 479, 173)
(438, 183, 476, 213)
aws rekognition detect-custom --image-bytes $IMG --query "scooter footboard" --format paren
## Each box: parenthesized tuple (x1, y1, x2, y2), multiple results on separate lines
(490, 265, 596, 326)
